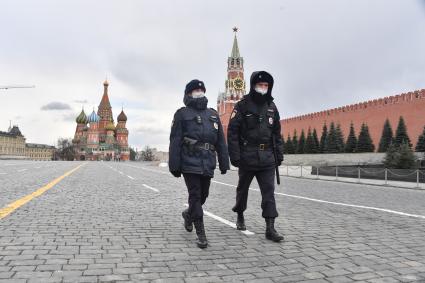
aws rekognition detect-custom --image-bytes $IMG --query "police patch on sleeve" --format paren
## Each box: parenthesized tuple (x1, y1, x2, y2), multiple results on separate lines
(269, 117, 274, 125)
(230, 109, 237, 119)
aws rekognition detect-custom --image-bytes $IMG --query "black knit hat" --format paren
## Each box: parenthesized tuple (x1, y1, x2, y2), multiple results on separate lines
(184, 79, 206, 95)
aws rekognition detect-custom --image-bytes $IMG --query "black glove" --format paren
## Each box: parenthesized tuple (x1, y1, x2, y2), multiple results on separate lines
(277, 160, 282, 166)
(230, 159, 240, 168)
(171, 171, 181, 178)
(220, 170, 227, 175)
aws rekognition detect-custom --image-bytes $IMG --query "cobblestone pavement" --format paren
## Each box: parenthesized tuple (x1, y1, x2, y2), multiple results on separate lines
(0, 161, 425, 282)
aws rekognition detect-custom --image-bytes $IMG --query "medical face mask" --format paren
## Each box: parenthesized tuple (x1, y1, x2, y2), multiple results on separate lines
(191, 90, 205, 99)
(255, 86, 268, 95)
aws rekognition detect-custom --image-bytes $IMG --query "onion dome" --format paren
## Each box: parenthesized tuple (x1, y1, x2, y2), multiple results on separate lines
(105, 120, 115, 131)
(117, 109, 127, 122)
(87, 110, 100, 123)
(75, 109, 87, 124)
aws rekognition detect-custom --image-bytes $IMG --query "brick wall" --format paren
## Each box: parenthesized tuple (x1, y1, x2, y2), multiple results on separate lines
(281, 89, 425, 149)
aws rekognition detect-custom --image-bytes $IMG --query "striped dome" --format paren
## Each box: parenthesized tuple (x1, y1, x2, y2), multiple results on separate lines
(75, 109, 87, 124)
(87, 110, 100, 123)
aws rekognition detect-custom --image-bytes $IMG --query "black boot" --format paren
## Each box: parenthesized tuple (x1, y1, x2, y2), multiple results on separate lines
(193, 219, 208, 249)
(236, 213, 246, 231)
(265, 218, 284, 242)
(182, 209, 193, 232)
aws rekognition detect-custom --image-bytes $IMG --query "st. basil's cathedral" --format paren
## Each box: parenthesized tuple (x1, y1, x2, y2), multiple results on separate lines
(72, 80, 129, 161)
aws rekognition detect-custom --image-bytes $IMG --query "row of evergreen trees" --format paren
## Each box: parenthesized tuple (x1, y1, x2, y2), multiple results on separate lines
(283, 116, 425, 154)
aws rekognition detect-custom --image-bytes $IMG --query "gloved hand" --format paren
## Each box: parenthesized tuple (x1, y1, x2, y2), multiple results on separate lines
(220, 170, 227, 175)
(171, 171, 181, 178)
(230, 159, 240, 168)
(277, 160, 282, 166)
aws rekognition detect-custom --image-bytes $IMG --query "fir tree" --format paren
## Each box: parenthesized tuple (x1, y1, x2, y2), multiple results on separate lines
(319, 123, 328, 153)
(292, 130, 298, 154)
(415, 126, 425, 152)
(285, 134, 295, 154)
(297, 129, 306, 154)
(282, 135, 287, 154)
(394, 116, 412, 148)
(304, 128, 315, 154)
(384, 143, 399, 168)
(335, 123, 345, 153)
(356, 123, 375, 152)
(345, 122, 357, 153)
(378, 118, 394, 152)
(397, 141, 416, 169)
(325, 122, 339, 153)
(312, 128, 320, 153)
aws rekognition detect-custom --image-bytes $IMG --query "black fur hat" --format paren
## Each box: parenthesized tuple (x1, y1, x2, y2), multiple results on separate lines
(184, 79, 206, 95)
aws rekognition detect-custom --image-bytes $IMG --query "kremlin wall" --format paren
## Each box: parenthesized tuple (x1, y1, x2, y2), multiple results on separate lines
(281, 89, 425, 149)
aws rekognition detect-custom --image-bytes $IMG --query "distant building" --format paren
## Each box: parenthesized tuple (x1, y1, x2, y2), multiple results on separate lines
(72, 80, 130, 161)
(0, 125, 55, 160)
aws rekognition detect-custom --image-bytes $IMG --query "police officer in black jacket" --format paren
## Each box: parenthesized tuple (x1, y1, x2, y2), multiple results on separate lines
(227, 71, 284, 242)
(169, 79, 230, 249)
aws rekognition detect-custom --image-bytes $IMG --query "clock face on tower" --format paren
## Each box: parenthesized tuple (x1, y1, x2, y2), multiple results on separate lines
(233, 78, 244, 90)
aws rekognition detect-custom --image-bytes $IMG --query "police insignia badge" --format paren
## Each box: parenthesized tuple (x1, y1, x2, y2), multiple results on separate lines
(231, 109, 237, 119)
(214, 122, 218, 130)
(269, 117, 273, 125)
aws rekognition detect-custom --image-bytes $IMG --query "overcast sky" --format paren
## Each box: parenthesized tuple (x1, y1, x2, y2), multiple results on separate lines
(1, 0, 425, 151)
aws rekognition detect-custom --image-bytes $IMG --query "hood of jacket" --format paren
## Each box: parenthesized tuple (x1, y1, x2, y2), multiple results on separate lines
(248, 71, 274, 104)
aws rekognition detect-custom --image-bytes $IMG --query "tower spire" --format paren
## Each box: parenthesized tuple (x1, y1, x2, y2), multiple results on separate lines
(231, 27, 240, 58)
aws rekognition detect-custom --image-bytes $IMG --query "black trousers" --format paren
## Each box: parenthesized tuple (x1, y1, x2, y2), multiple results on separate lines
(183, 173, 211, 220)
(232, 167, 278, 218)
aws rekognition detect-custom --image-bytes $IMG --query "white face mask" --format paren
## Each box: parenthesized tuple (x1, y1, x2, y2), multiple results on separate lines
(191, 90, 205, 99)
(255, 86, 268, 95)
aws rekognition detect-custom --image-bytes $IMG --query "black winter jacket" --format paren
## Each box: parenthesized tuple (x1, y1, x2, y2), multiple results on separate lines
(169, 96, 230, 177)
(227, 71, 284, 171)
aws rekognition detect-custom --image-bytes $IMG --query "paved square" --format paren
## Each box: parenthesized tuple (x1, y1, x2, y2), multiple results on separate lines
(1, 161, 425, 282)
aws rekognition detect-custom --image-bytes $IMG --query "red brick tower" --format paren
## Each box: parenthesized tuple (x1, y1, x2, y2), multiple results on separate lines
(116, 109, 129, 161)
(97, 80, 113, 143)
(217, 27, 247, 136)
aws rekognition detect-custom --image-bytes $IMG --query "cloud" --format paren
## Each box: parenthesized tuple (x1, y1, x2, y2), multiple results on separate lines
(73, 99, 88, 104)
(1, 0, 424, 151)
(41, 102, 72, 111)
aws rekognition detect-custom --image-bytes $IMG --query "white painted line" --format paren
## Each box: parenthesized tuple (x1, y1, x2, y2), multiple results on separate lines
(213, 180, 425, 220)
(125, 164, 169, 175)
(212, 180, 236, 187)
(127, 175, 135, 180)
(273, 190, 425, 220)
(17, 169, 27, 172)
(0, 172, 6, 175)
(184, 204, 255, 235)
(142, 184, 160, 192)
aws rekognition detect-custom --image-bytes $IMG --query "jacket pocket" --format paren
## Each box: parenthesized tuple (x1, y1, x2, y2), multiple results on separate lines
(244, 113, 257, 129)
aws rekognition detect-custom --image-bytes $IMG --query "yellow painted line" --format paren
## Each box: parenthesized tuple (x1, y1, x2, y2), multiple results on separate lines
(0, 163, 85, 220)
